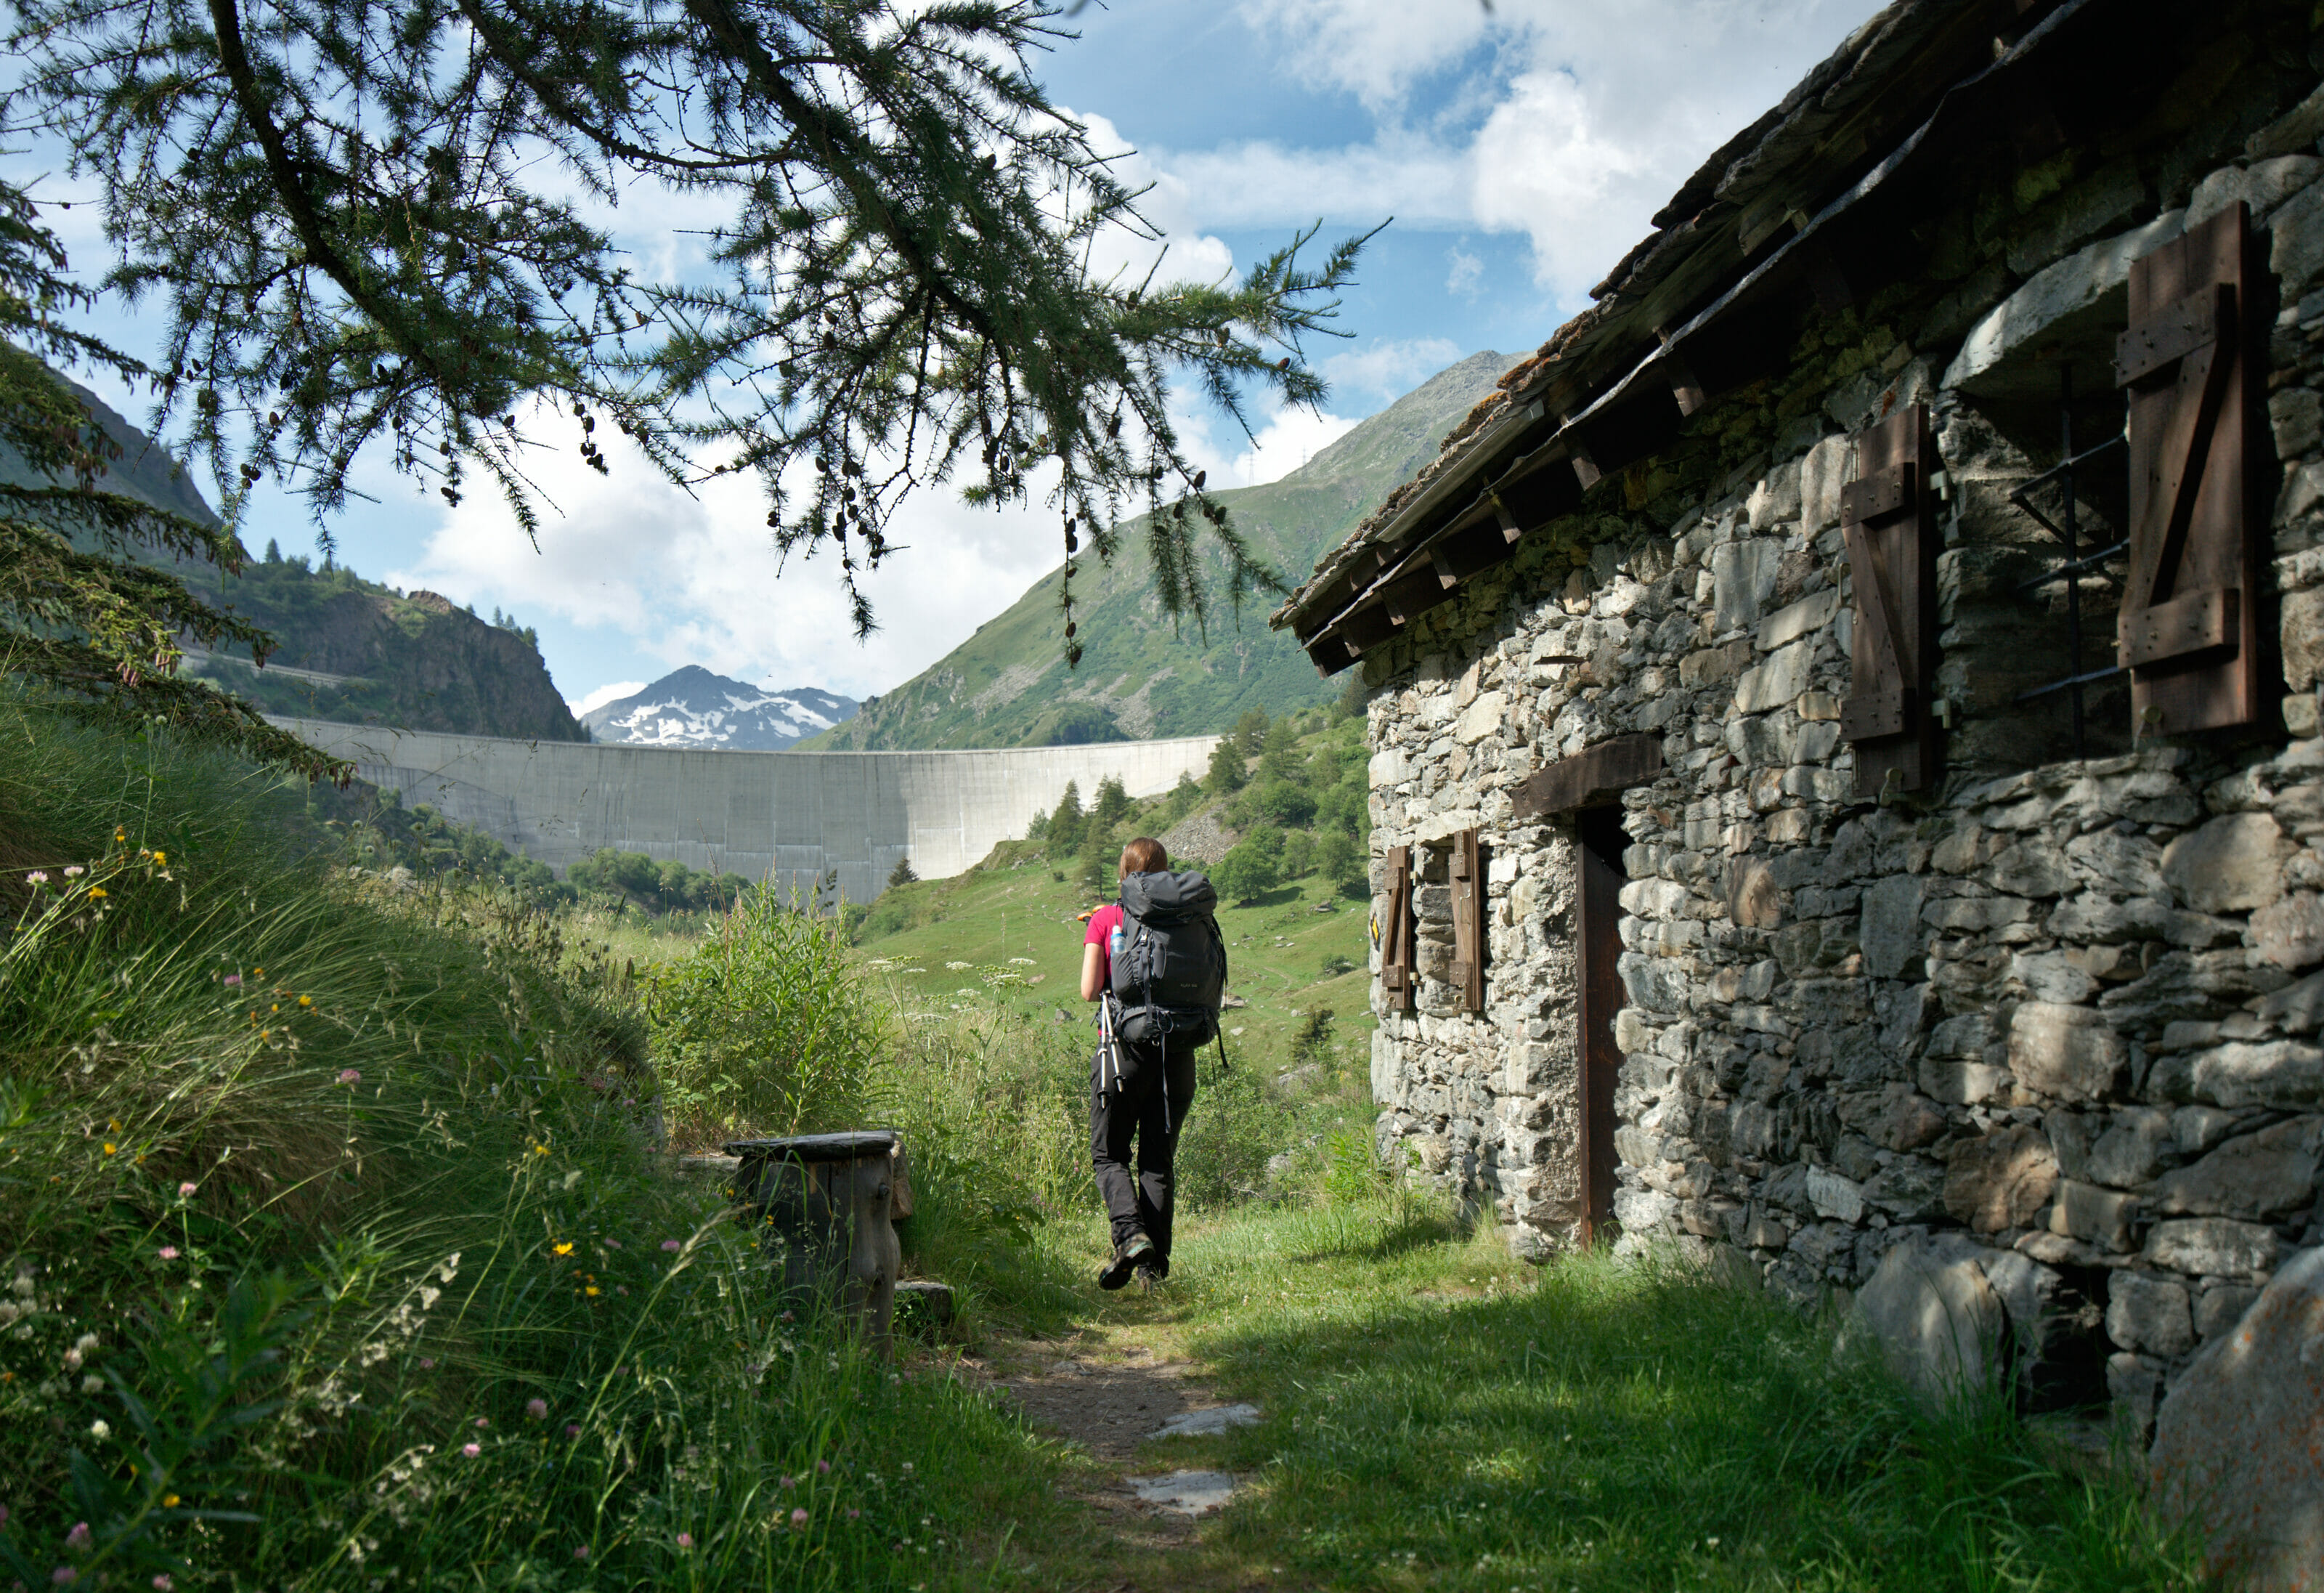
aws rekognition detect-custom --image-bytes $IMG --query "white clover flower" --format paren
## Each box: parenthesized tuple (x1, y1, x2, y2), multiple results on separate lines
(89, 1418, 111, 1439)
(943, 960, 972, 970)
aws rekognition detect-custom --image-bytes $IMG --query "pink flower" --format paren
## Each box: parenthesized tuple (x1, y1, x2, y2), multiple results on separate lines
(336, 1069, 361, 1086)
(417, 1357, 436, 1370)
(525, 1398, 548, 1419)
(64, 1524, 90, 1552)
(460, 1443, 481, 1458)
(572, 1547, 588, 1562)
(846, 1509, 861, 1520)
(779, 1310, 795, 1324)
(177, 1182, 198, 1198)
(223, 974, 241, 986)
(157, 1247, 179, 1261)
(603, 1239, 622, 1249)
(153, 1578, 174, 1592)
(789, 1508, 808, 1527)
(779, 1475, 795, 1489)
(659, 1239, 681, 1252)
(675, 1533, 694, 1549)
(25, 872, 48, 886)
(816, 1459, 831, 1475)
(474, 1416, 488, 1428)
(51, 1569, 76, 1586)
(565, 1424, 581, 1439)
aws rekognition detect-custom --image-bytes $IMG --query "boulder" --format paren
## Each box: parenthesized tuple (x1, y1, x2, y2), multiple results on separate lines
(2150, 1245, 2324, 1592)
(1850, 1237, 2004, 1408)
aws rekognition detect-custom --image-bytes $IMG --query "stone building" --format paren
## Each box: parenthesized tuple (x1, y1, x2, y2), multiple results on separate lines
(1273, 0, 2324, 1449)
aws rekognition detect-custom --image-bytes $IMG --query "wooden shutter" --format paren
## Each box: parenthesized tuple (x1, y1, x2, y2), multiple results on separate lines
(1378, 845, 1416, 1011)
(2114, 201, 2265, 734)
(1840, 402, 1943, 798)
(1448, 829, 1487, 1012)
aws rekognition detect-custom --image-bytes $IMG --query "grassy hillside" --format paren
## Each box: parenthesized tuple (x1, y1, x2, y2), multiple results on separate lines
(800, 351, 1509, 750)
(1, 354, 583, 739)
(850, 702, 1378, 1071)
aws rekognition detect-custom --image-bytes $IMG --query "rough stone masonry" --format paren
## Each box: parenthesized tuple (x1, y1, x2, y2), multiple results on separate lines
(1277, 0, 2324, 1465)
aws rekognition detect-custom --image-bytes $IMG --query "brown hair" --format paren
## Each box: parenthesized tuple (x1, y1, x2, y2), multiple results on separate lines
(1118, 837, 1169, 877)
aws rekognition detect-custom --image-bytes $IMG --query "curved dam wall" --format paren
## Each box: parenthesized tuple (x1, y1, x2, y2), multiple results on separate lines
(275, 718, 1220, 902)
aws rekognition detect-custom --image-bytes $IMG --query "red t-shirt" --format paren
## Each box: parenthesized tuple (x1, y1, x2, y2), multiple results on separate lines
(1084, 903, 1125, 990)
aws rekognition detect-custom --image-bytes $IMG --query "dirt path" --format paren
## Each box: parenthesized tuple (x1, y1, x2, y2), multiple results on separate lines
(944, 1320, 1263, 1565)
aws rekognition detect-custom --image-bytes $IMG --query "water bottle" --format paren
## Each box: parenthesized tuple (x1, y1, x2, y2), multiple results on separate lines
(1108, 923, 1125, 972)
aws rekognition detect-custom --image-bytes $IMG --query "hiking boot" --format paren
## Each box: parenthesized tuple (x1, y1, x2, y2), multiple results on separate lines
(1135, 1262, 1166, 1293)
(1097, 1232, 1155, 1291)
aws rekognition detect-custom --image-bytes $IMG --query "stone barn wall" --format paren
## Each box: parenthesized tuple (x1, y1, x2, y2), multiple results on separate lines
(1349, 17, 2324, 1427)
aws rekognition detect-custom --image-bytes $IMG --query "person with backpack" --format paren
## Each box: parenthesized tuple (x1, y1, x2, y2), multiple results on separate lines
(1079, 836, 1227, 1292)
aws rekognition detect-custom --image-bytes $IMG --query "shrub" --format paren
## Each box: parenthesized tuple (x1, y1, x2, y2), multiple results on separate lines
(1280, 829, 1315, 879)
(1212, 838, 1279, 904)
(645, 893, 894, 1146)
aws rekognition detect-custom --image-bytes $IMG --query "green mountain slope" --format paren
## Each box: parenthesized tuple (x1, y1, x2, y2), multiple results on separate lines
(1, 352, 584, 741)
(800, 351, 1510, 750)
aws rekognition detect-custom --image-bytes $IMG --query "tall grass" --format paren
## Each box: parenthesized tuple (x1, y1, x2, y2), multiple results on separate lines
(0, 697, 1072, 1588)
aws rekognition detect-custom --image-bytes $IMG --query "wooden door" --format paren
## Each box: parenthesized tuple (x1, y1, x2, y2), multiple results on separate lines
(1575, 806, 1628, 1246)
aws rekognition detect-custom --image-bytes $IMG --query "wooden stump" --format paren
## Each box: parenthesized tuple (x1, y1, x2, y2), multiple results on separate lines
(724, 1131, 908, 1355)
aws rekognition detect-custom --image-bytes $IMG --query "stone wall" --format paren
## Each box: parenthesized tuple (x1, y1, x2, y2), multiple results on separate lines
(1361, 68, 2324, 1419)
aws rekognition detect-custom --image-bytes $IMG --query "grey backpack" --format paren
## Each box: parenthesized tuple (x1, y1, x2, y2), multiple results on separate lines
(1108, 870, 1228, 1047)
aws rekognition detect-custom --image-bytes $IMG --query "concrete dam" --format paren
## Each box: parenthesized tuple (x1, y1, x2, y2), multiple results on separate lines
(277, 718, 1221, 903)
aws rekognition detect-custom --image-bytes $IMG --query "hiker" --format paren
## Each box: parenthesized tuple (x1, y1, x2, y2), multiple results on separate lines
(1081, 836, 1227, 1292)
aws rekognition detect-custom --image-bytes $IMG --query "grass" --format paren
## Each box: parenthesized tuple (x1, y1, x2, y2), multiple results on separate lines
(994, 1202, 2204, 1592)
(0, 690, 2202, 1591)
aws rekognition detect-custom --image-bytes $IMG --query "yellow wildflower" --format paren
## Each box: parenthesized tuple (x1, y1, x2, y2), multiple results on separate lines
(102, 1143, 117, 1156)
(585, 1286, 601, 1297)
(162, 1495, 179, 1508)
(152, 851, 166, 867)
(87, 887, 107, 900)
(298, 995, 313, 1008)
(552, 1242, 574, 1257)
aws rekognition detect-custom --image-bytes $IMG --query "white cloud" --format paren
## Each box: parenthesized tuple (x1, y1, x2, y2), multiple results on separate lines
(1445, 246, 1484, 299)
(1320, 337, 1466, 407)
(1183, 0, 1883, 304)
(1216, 406, 1359, 489)
(386, 413, 1068, 701)
(567, 679, 648, 716)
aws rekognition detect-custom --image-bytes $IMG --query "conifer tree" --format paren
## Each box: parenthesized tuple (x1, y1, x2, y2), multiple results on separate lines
(5, 0, 1375, 659)
(0, 178, 346, 779)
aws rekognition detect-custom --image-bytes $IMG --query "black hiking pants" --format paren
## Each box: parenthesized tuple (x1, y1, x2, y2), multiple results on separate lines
(1090, 1036, 1200, 1260)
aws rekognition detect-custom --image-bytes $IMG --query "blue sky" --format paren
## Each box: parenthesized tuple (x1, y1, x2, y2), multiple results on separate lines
(17, 0, 1880, 713)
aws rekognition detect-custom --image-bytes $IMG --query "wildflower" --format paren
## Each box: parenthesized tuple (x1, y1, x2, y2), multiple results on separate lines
(63, 1349, 83, 1371)
(150, 852, 166, 867)
(178, 1181, 198, 1198)
(89, 1421, 110, 1440)
(525, 1398, 548, 1420)
(573, 1547, 589, 1562)
(817, 1459, 831, 1474)
(86, 888, 105, 901)
(780, 1475, 795, 1490)
(161, 1496, 177, 1509)
(564, 1424, 581, 1439)
(780, 1310, 795, 1324)
(153, 1578, 174, 1592)
(298, 995, 312, 1008)
(474, 1417, 488, 1428)
(616, 1285, 628, 1296)
(102, 1144, 116, 1156)
(660, 1239, 681, 1252)
(63, 866, 84, 877)
(25, 872, 46, 885)
(602, 1239, 622, 1249)
(158, 1247, 179, 1261)
(417, 1357, 436, 1370)
(584, 1286, 600, 1297)
(552, 1242, 574, 1257)
(460, 1443, 480, 1458)
(51, 1570, 75, 1586)
(223, 974, 241, 987)
(676, 1533, 694, 1549)
(847, 1509, 861, 1520)
(790, 1508, 808, 1527)
(65, 1524, 91, 1551)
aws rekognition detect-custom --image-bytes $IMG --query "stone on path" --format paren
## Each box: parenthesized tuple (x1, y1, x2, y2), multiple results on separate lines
(1150, 1403, 1262, 1439)
(1126, 1470, 1239, 1517)
(2149, 1246, 2324, 1592)
(1848, 1237, 2003, 1409)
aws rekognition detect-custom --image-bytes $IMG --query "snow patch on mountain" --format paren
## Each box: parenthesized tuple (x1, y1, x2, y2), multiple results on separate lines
(580, 667, 858, 750)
